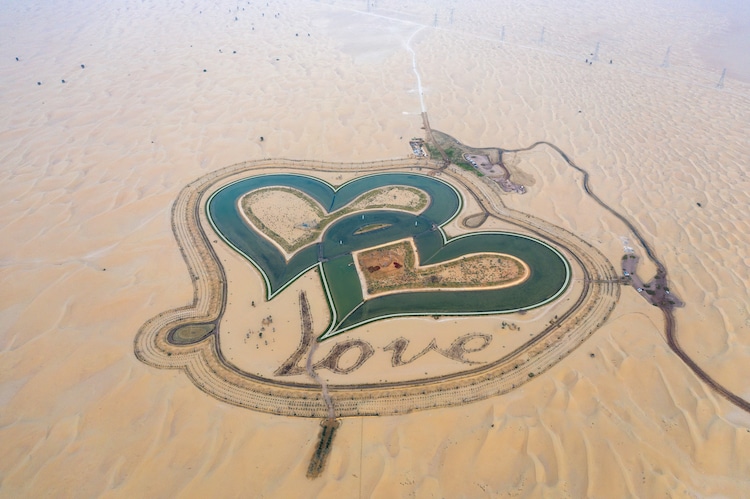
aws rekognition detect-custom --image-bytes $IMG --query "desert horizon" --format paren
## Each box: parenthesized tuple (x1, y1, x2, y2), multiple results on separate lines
(1, 0, 749, 496)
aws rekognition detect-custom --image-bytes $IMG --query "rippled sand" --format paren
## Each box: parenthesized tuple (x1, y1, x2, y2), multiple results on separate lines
(1, 0, 749, 496)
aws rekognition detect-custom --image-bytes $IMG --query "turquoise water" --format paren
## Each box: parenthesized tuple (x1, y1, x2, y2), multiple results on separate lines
(207, 172, 569, 338)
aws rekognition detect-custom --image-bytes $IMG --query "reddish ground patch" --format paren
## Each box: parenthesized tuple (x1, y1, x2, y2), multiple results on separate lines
(357, 241, 526, 295)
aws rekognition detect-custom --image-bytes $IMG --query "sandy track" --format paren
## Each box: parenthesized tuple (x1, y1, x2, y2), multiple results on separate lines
(504, 140, 750, 414)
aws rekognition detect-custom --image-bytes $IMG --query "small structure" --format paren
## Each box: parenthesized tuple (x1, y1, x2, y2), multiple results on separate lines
(409, 138, 426, 157)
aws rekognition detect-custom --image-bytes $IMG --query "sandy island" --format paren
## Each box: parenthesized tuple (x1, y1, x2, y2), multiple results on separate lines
(353, 238, 529, 298)
(239, 185, 428, 257)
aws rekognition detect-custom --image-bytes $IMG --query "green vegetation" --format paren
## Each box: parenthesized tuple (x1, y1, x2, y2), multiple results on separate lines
(424, 142, 483, 176)
(430, 129, 500, 162)
(443, 146, 479, 174)
(424, 142, 441, 159)
(354, 223, 391, 235)
(171, 323, 214, 345)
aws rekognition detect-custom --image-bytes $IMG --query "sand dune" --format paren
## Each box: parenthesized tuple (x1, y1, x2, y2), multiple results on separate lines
(1, 0, 749, 496)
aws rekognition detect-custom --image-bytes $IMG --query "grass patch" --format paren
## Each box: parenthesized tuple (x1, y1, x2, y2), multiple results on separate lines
(354, 223, 391, 235)
(170, 323, 214, 345)
(424, 142, 483, 177)
(424, 142, 441, 159)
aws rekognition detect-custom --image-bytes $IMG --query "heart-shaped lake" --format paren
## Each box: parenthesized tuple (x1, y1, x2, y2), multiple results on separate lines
(207, 173, 570, 338)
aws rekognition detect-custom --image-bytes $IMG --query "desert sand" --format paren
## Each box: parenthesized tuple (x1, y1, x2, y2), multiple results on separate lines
(1, 0, 749, 497)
